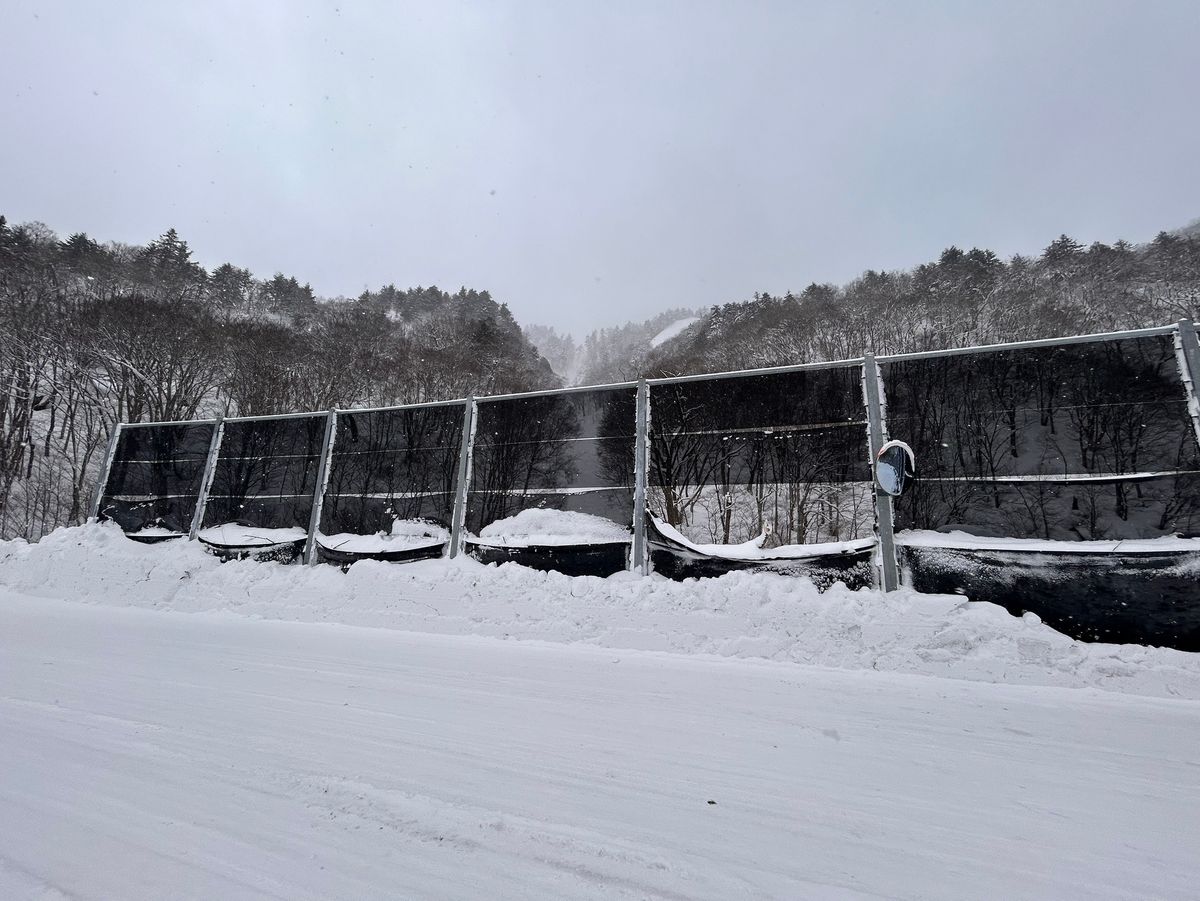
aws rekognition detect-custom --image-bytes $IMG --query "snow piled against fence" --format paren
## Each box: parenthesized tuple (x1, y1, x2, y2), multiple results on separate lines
(2, 521, 1198, 699)
(475, 508, 631, 546)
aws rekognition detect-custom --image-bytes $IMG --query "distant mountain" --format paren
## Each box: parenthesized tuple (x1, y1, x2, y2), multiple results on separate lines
(525, 308, 706, 385)
(1173, 218, 1200, 240)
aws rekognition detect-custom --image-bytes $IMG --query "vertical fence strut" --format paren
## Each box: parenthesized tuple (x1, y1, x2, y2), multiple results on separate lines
(1176, 320, 1200, 451)
(89, 423, 123, 520)
(448, 397, 476, 559)
(631, 379, 650, 573)
(303, 410, 338, 566)
(189, 416, 224, 540)
(862, 354, 900, 592)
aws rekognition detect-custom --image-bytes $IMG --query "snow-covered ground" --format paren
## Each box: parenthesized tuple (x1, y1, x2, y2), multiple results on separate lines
(1, 523, 1199, 898)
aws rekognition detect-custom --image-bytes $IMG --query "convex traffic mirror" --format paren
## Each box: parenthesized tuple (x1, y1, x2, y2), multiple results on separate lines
(875, 439, 915, 496)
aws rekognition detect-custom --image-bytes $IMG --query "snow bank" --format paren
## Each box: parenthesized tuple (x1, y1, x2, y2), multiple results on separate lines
(2, 522, 1198, 698)
(653, 515, 876, 559)
(319, 520, 449, 553)
(197, 524, 307, 547)
(896, 529, 1200, 554)
(474, 508, 630, 546)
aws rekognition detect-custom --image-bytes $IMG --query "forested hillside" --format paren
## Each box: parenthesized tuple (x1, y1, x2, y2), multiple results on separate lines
(639, 230, 1200, 377)
(3, 214, 1199, 541)
(526, 307, 705, 385)
(0, 218, 555, 540)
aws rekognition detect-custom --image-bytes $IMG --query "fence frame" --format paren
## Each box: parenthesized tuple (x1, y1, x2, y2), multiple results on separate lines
(1175, 320, 1200, 451)
(862, 354, 899, 591)
(449, 397, 477, 558)
(631, 379, 650, 573)
(189, 416, 224, 539)
(302, 410, 338, 565)
(89, 320, 1200, 582)
(89, 424, 123, 520)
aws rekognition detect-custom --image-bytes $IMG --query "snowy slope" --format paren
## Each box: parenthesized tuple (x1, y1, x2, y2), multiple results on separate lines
(649, 316, 700, 348)
(1, 594, 1198, 900)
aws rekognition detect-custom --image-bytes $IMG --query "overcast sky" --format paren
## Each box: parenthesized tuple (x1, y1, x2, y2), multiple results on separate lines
(3, 1, 1198, 334)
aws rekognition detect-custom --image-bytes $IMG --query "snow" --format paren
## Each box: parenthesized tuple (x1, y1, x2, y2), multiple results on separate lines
(649, 316, 700, 348)
(2, 523, 1200, 898)
(652, 515, 876, 560)
(318, 520, 449, 554)
(896, 528, 1200, 554)
(196, 523, 308, 547)
(125, 525, 184, 538)
(474, 508, 631, 547)
(1, 590, 1199, 898)
(4, 522, 1199, 698)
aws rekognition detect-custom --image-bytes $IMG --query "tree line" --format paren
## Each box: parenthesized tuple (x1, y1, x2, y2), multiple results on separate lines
(0, 218, 556, 540)
(4, 214, 1199, 542)
(640, 229, 1200, 376)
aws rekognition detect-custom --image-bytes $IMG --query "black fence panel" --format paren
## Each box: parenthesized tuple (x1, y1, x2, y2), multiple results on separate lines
(884, 335, 1200, 539)
(320, 404, 464, 537)
(202, 416, 326, 531)
(466, 387, 637, 538)
(900, 544, 1200, 651)
(648, 367, 872, 548)
(99, 422, 215, 535)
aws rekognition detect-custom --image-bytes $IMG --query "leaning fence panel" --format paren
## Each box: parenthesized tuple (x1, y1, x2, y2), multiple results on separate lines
(97, 421, 216, 541)
(882, 333, 1200, 540)
(464, 387, 638, 575)
(197, 414, 328, 562)
(880, 332, 1200, 648)
(314, 402, 465, 564)
(645, 365, 877, 588)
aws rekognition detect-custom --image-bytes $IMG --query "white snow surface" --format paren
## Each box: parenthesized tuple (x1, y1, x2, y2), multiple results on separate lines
(319, 520, 449, 554)
(653, 515, 876, 559)
(197, 523, 307, 547)
(649, 316, 700, 348)
(897, 528, 1200, 554)
(125, 525, 184, 538)
(474, 508, 631, 546)
(2, 522, 1197, 698)
(1, 523, 1200, 899)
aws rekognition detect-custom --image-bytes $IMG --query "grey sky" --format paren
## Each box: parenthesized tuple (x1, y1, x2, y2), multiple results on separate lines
(3, 1, 1198, 334)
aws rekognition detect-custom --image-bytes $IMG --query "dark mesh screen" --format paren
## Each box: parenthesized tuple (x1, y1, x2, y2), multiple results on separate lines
(99, 422, 215, 534)
(648, 367, 872, 545)
(320, 403, 464, 535)
(883, 335, 1200, 538)
(465, 388, 637, 535)
(202, 416, 327, 530)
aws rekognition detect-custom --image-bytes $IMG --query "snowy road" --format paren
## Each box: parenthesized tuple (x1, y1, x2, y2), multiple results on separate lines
(1, 593, 1197, 900)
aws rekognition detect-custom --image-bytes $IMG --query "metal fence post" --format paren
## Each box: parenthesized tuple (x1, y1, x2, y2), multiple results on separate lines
(189, 416, 224, 540)
(303, 409, 338, 566)
(631, 379, 650, 573)
(862, 353, 900, 592)
(1176, 320, 1200, 450)
(448, 396, 476, 558)
(89, 423, 123, 520)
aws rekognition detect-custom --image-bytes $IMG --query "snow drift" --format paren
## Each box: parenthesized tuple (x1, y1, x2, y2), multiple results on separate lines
(2, 521, 1197, 699)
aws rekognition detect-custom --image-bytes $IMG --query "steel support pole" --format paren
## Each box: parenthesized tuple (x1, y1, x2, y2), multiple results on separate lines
(89, 423, 123, 520)
(448, 397, 476, 559)
(189, 416, 225, 540)
(862, 354, 900, 592)
(303, 410, 338, 566)
(631, 379, 650, 573)
(1176, 320, 1200, 451)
